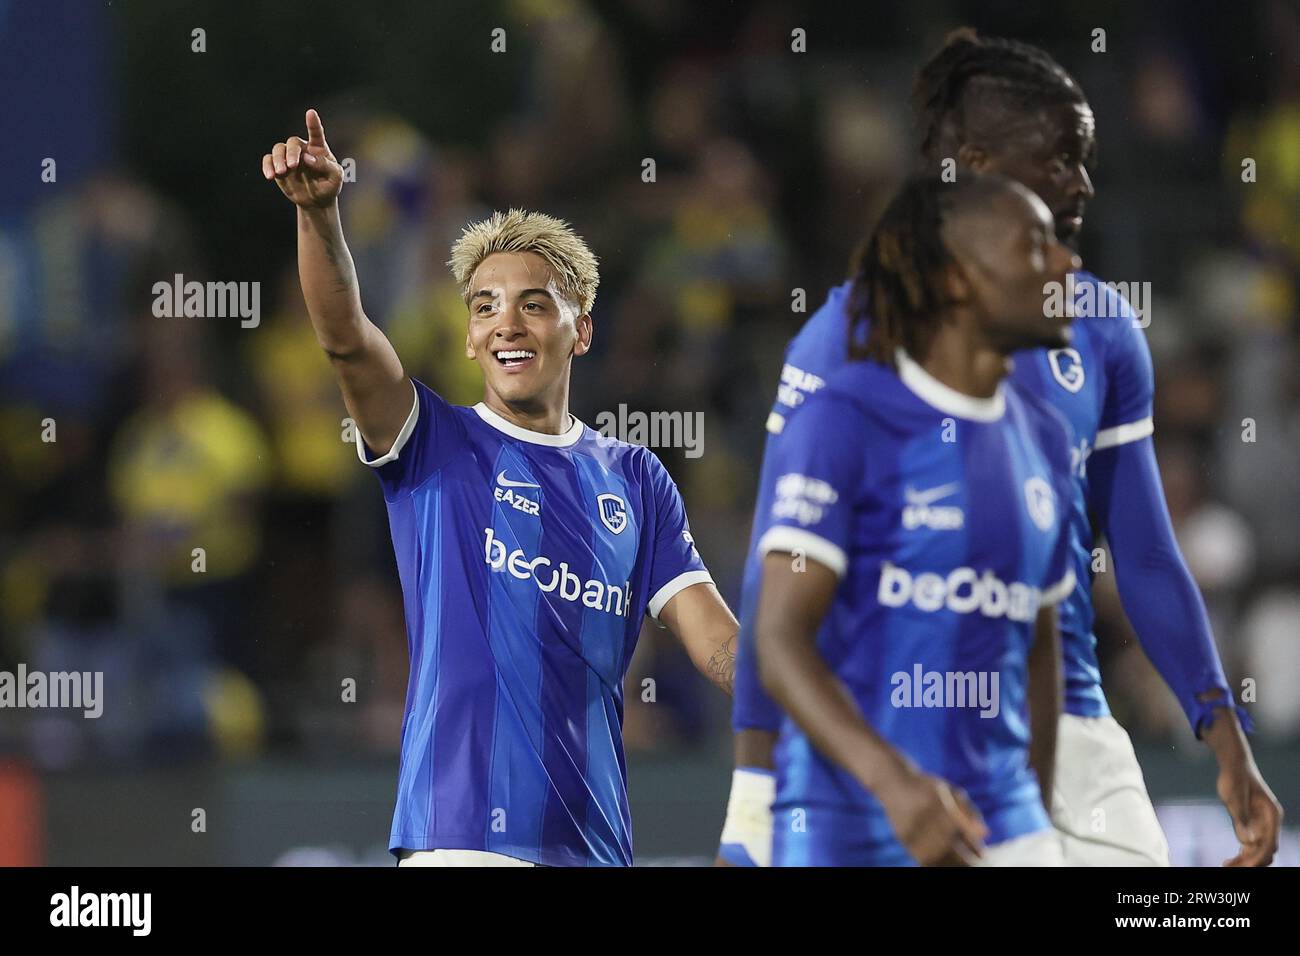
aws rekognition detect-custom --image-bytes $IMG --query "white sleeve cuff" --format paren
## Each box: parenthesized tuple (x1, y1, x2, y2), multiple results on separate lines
(355, 380, 419, 467)
(1040, 569, 1077, 606)
(1093, 416, 1153, 451)
(648, 570, 715, 620)
(756, 526, 847, 578)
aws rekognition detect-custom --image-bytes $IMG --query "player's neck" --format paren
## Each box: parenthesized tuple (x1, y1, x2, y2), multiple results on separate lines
(481, 387, 573, 436)
(914, 331, 1009, 400)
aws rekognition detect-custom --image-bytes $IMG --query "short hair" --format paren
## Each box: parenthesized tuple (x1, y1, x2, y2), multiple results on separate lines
(914, 28, 1087, 165)
(849, 173, 1021, 365)
(448, 208, 600, 314)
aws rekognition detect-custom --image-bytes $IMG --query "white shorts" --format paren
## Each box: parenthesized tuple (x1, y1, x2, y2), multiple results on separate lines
(977, 827, 1064, 866)
(397, 849, 536, 867)
(1052, 714, 1170, 866)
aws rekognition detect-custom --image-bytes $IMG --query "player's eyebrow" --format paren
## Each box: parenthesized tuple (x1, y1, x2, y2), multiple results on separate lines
(470, 287, 556, 301)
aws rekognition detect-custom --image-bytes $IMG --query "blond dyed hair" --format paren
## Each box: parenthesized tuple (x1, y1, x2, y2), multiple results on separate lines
(448, 208, 600, 315)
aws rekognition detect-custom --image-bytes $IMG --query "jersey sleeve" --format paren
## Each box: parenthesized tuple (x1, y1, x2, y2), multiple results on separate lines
(644, 452, 713, 620)
(355, 378, 461, 499)
(1089, 430, 1244, 736)
(755, 391, 865, 579)
(1036, 407, 1079, 606)
(1095, 292, 1155, 451)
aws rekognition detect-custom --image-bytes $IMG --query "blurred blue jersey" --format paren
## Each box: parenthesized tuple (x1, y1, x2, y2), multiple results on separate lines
(757, 353, 1076, 865)
(360, 381, 711, 866)
(733, 272, 1154, 733)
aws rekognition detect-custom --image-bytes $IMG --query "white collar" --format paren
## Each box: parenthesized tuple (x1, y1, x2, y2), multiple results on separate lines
(895, 348, 1006, 422)
(473, 402, 585, 447)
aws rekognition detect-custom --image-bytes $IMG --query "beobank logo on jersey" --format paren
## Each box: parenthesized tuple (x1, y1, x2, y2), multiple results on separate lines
(878, 561, 1044, 623)
(484, 528, 632, 618)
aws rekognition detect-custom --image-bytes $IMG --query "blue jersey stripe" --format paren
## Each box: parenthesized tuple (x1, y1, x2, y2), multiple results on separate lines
(572, 453, 637, 864)
(534, 451, 596, 861)
(390, 480, 441, 845)
(486, 446, 547, 858)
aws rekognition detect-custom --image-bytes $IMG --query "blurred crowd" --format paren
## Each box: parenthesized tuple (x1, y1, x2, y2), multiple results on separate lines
(2, 0, 1300, 771)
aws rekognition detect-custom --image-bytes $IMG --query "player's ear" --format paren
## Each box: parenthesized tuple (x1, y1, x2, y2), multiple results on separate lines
(957, 143, 990, 174)
(573, 313, 593, 357)
(942, 260, 972, 304)
(465, 332, 475, 360)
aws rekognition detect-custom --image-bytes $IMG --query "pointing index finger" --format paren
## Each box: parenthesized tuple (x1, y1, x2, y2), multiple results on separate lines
(305, 108, 328, 148)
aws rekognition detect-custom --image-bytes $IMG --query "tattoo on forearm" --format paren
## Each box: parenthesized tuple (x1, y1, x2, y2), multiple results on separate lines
(707, 634, 736, 695)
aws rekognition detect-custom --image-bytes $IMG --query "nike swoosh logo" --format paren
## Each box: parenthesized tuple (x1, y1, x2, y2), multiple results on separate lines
(904, 482, 960, 506)
(497, 470, 541, 489)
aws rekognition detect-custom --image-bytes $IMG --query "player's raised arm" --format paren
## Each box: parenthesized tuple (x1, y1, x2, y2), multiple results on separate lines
(262, 108, 412, 457)
(755, 552, 987, 866)
(1027, 605, 1062, 811)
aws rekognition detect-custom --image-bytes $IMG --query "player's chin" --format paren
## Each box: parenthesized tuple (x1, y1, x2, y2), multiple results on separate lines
(1054, 217, 1083, 246)
(489, 371, 544, 404)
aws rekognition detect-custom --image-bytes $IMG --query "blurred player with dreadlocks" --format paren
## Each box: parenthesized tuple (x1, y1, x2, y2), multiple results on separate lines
(754, 172, 1079, 865)
(721, 29, 1281, 867)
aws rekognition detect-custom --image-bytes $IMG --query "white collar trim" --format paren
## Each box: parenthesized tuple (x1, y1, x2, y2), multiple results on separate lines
(473, 402, 585, 447)
(895, 348, 1006, 422)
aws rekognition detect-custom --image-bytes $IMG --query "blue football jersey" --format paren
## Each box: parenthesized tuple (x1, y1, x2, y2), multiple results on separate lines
(757, 351, 1076, 866)
(358, 380, 712, 866)
(733, 271, 1155, 734)
(733, 282, 853, 732)
(1006, 275, 1154, 717)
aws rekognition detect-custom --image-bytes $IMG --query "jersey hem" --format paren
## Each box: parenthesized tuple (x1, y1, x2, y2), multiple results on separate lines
(1041, 569, 1077, 606)
(1063, 694, 1111, 719)
(389, 834, 629, 867)
(356, 380, 420, 466)
(1093, 416, 1153, 450)
(757, 526, 847, 578)
(648, 570, 714, 619)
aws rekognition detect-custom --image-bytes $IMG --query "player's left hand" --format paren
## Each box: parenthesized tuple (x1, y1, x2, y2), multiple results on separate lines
(1217, 759, 1282, 867)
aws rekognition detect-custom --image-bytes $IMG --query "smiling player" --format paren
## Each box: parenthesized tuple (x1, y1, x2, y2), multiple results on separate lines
(263, 109, 738, 866)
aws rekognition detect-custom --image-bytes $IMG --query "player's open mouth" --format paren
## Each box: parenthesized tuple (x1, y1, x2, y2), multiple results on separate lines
(494, 349, 537, 370)
(1056, 212, 1084, 236)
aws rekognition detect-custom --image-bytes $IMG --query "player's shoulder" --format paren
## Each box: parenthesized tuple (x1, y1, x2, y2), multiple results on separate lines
(413, 378, 473, 421)
(766, 281, 859, 434)
(575, 425, 668, 482)
(1006, 379, 1075, 460)
(1070, 270, 1144, 345)
(802, 357, 902, 426)
(786, 280, 854, 365)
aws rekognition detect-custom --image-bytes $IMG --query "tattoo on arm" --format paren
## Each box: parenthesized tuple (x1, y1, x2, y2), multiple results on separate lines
(706, 633, 736, 696)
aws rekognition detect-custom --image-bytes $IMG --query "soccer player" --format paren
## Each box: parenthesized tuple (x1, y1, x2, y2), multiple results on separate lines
(263, 109, 739, 867)
(721, 31, 1282, 867)
(756, 173, 1079, 866)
